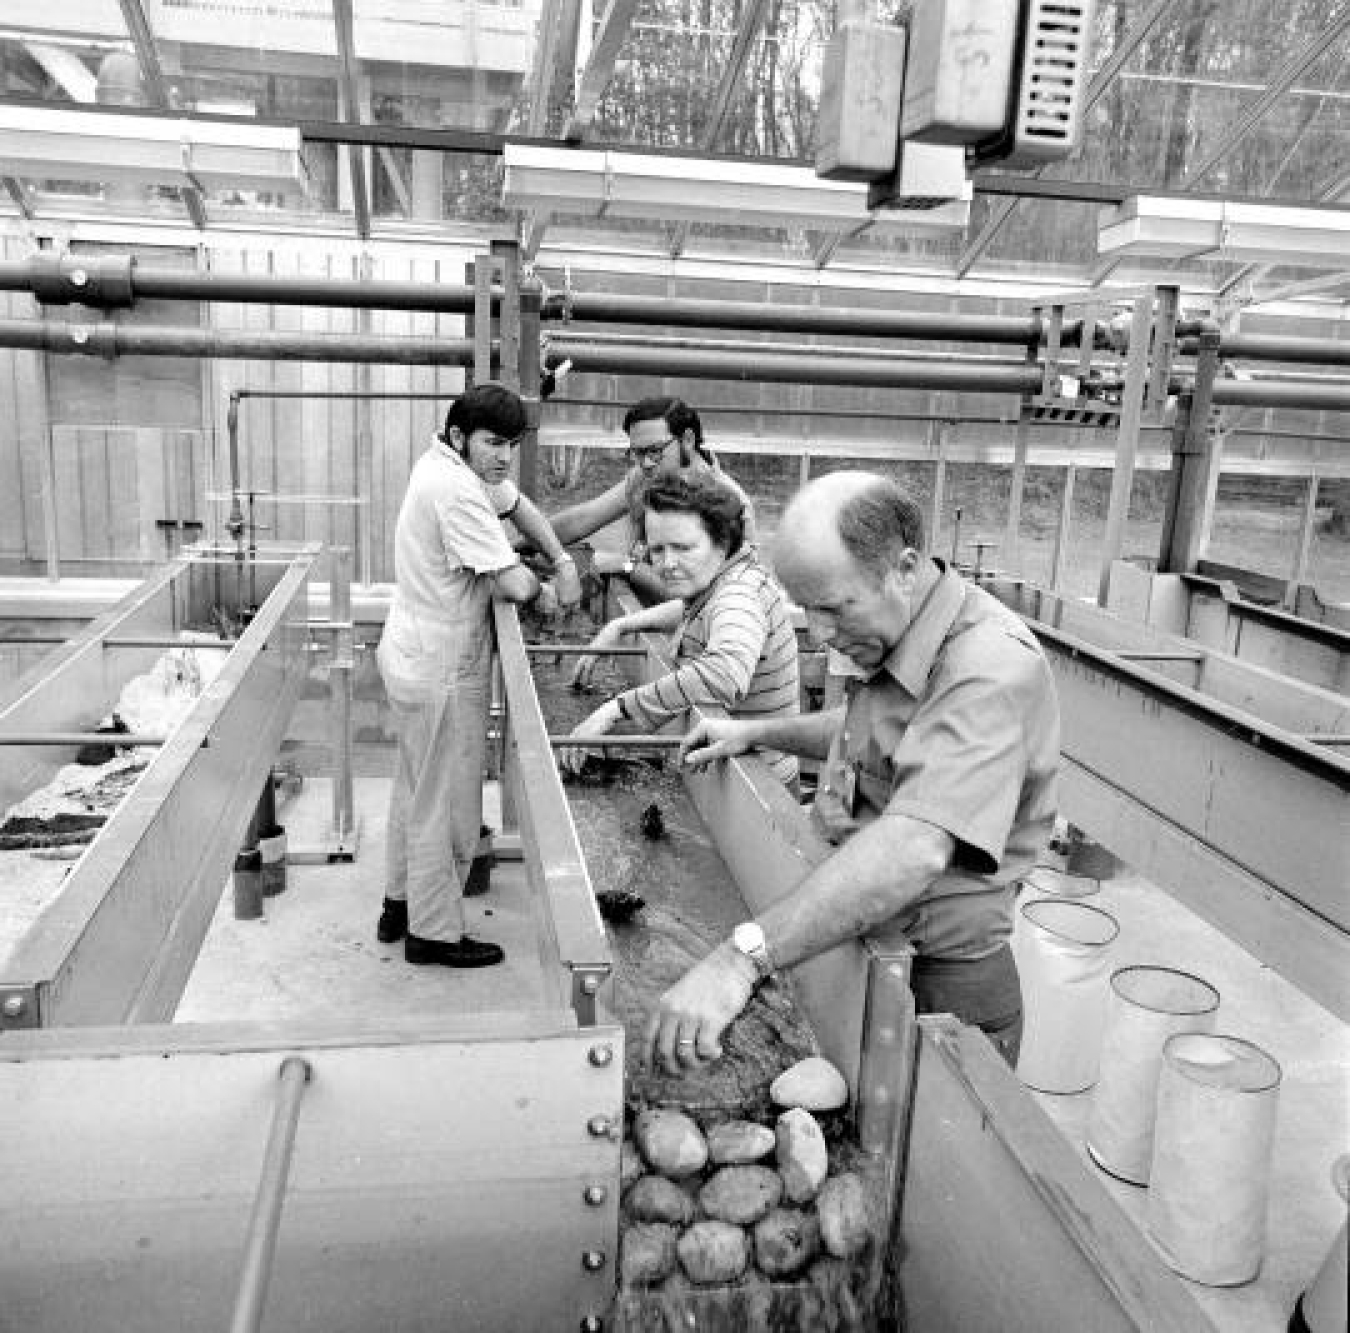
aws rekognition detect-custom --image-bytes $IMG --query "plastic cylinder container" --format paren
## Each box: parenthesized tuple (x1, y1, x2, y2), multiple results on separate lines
(1015, 898, 1119, 1095)
(1012, 866, 1101, 960)
(232, 848, 264, 920)
(1147, 1033, 1282, 1286)
(1288, 1155, 1348, 1333)
(258, 824, 288, 898)
(1086, 966, 1220, 1184)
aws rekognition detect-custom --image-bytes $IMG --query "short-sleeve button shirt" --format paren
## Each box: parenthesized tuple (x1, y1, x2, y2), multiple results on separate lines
(811, 560, 1059, 960)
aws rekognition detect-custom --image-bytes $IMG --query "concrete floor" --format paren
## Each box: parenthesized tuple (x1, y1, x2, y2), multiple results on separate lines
(176, 775, 548, 1023)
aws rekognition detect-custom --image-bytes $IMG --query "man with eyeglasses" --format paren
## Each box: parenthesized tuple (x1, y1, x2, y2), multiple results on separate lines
(547, 397, 755, 607)
(375, 382, 577, 969)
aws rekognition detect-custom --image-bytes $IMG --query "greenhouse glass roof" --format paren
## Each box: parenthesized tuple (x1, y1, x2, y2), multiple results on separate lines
(0, 0, 1345, 295)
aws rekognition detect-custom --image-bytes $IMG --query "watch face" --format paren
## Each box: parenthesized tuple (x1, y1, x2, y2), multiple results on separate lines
(734, 922, 766, 957)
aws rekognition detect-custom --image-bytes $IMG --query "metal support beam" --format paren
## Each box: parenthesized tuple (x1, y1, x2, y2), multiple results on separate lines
(4, 177, 33, 219)
(1098, 295, 1157, 604)
(1181, 13, 1350, 189)
(956, 0, 1176, 276)
(332, 0, 371, 240)
(564, 0, 641, 142)
(116, 0, 208, 229)
(1158, 326, 1222, 574)
(668, 0, 773, 255)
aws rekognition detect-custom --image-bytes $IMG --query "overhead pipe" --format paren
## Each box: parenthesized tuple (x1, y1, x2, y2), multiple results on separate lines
(0, 317, 1344, 408)
(0, 254, 485, 315)
(549, 290, 1056, 346)
(1179, 331, 1350, 368)
(0, 318, 476, 366)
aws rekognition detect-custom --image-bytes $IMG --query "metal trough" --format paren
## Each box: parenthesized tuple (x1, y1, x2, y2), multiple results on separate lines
(0, 575, 1226, 1331)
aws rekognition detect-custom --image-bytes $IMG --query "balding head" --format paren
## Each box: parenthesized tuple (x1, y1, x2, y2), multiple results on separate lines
(774, 472, 925, 588)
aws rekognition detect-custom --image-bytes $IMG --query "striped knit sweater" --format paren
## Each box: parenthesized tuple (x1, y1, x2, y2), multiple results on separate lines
(617, 547, 800, 784)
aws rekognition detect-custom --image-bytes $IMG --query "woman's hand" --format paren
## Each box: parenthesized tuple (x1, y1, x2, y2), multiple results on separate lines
(570, 619, 626, 692)
(557, 700, 622, 776)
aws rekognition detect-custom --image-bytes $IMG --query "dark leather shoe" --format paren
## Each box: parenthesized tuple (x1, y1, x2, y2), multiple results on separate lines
(405, 933, 505, 968)
(376, 897, 408, 944)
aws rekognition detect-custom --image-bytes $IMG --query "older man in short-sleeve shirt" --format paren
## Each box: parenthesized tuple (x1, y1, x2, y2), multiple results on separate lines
(645, 472, 1059, 1074)
(810, 555, 1059, 1056)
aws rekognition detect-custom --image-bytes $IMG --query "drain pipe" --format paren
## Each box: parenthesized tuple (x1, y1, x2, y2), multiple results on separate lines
(229, 1057, 313, 1333)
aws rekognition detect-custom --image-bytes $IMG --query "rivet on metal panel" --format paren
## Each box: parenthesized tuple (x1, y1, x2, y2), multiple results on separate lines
(588, 1043, 614, 1067)
(581, 1249, 607, 1272)
(583, 1184, 608, 1206)
(587, 1114, 615, 1139)
(580, 1316, 605, 1332)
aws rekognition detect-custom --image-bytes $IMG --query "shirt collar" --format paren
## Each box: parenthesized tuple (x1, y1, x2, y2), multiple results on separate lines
(682, 545, 757, 616)
(878, 558, 965, 696)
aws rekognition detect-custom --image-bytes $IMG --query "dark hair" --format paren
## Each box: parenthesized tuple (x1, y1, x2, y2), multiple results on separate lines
(837, 478, 926, 580)
(442, 382, 528, 447)
(622, 396, 707, 458)
(641, 474, 746, 555)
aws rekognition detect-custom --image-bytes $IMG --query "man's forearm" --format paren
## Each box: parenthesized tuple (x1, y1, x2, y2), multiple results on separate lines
(758, 813, 952, 972)
(741, 706, 844, 761)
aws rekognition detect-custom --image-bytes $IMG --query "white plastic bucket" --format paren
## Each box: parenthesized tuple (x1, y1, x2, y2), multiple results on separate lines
(1085, 966, 1220, 1184)
(1015, 898, 1119, 1095)
(1147, 1033, 1282, 1286)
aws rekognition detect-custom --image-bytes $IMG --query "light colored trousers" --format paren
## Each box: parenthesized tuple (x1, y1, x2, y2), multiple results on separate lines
(378, 597, 492, 942)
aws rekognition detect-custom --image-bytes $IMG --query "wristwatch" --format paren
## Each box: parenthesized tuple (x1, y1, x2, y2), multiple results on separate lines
(731, 922, 774, 981)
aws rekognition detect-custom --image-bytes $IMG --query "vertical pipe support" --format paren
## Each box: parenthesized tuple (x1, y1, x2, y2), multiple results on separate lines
(1285, 473, 1321, 610)
(37, 352, 61, 581)
(328, 546, 356, 851)
(1051, 461, 1077, 592)
(518, 279, 543, 500)
(1097, 294, 1156, 605)
(229, 1056, 312, 1333)
(1157, 325, 1222, 575)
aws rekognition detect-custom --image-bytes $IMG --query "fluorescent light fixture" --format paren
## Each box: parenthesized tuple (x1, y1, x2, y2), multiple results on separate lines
(0, 106, 307, 195)
(502, 145, 970, 233)
(1099, 196, 1350, 268)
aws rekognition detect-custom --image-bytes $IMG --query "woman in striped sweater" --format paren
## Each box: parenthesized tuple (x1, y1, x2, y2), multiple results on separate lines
(561, 474, 800, 785)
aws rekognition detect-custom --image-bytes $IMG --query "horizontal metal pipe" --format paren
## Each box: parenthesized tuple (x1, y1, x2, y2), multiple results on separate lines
(1208, 377, 1350, 412)
(0, 257, 484, 315)
(229, 1056, 312, 1333)
(0, 319, 476, 366)
(525, 644, 650, 656)
(1182, 332, 1350, 368)
(0, 634, 237, 647)
(549, 327, 1033, 366)
(561, 341, 1045, 393)
(555, 291, 1047, 345)
(0, 731, 169, 746)
(548, 733, 684, 748)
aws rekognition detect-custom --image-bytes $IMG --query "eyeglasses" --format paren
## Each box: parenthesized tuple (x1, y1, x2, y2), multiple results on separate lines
(626, 437, 677, 465)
